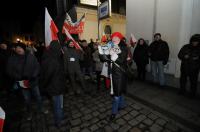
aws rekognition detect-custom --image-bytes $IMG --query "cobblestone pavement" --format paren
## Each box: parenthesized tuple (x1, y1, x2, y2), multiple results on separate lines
(2, 88, 194, 132)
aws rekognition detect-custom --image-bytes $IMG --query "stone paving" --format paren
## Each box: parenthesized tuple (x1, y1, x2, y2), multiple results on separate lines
(1, 88, 194, 132)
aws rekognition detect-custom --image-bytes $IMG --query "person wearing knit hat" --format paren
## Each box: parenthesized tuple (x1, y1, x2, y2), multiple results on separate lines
(178, 34, 200, 98)
(107, 32, 128, 121)
(0, 41, 11, 95)
(111, 32, 124, 44)
(7, 41, 48, 121)
(15, 43, 27, 55)
(62, 40, 86, 96)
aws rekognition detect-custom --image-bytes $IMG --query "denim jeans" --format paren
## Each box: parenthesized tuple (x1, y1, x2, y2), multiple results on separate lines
(52, 95, 64, 125)
(151, 61, 165, 86)
(21, 85, 43, 112)
(112, 96, 126, 115)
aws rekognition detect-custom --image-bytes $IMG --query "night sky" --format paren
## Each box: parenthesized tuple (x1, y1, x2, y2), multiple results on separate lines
(0, 0, 45, 33)
(0, 0, 125, 34)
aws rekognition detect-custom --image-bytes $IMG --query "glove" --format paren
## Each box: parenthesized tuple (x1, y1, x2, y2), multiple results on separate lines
(99, 55, 111, 62)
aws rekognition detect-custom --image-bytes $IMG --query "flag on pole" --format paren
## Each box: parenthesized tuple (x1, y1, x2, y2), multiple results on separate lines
(130, 33, 137, 46)
(63, 13, 85, 34)
(63, 27, 82, 51)
(18, 80, 30, 88)
(45, 8, 59, 47)
(0, 107, 5, 132)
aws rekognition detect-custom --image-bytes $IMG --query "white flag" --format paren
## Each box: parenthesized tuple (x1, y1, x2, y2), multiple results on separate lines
(45, 8, 59, 47)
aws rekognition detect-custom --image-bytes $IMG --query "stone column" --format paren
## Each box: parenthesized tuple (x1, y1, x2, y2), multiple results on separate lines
(174, 0, 194, 78)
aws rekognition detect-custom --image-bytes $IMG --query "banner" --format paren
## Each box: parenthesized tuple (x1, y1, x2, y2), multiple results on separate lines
(63, 13, 85, 34)
(63, 27, 82, 51)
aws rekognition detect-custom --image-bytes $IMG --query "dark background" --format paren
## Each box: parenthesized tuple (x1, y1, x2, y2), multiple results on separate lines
(0, 0, 125, 42)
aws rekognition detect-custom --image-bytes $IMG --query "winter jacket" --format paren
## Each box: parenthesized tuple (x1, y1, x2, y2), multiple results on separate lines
(93, 50, 103, 72)
(0, 48, 11, 89)
(40, 41, 65, 96)
(178, 44, 200, 73)
(99, 41, 128, 96)
(112, 42, 128, 96)
(63, 46, 82, 75)
(82, 46, 93, 67)
(148, 40, 169, 64)
(133, 44, 149, 65)
(6, 51, 40, 81)
(0, 49, 10, 76)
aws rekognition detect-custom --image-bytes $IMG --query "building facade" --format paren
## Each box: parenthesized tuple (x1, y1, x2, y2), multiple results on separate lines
(76, 7, 126, 41)
(126, 0, 200, 79)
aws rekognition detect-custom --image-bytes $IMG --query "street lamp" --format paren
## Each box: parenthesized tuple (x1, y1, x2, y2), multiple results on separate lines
(17, 38, 20, 43)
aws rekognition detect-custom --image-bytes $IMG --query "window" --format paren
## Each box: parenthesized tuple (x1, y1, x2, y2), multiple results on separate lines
(104, 25, 111, 35)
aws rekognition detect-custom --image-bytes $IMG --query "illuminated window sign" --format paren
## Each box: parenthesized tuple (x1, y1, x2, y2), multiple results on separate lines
(98, 0, 111, 20)
(80, 0, 97, 6)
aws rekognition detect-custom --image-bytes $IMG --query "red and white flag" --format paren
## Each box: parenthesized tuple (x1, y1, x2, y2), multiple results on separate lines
(63, 27, 82, 51)
(0, 107, 5, 132)
(130, 33, 137, 46)
(63, 13, 85, 34)
(18, 80, 29, 88)
(45, 8, 59, 47)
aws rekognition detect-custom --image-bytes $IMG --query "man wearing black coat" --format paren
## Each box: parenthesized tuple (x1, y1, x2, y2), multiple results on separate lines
(148, 33, 169, 87)
(178, 34, 200, 98)
(40, 40, 65, 127)
(63, 40, 86, 95)
(0, 41, 11, 93)
(6, 43, 46, 120)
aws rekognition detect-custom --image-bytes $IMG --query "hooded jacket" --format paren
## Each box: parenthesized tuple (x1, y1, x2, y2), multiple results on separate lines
(178, 44, 200, 73)
(112, 41, 128, 96)
(40, 41, 65, 96)
(133, 41, 149, 65)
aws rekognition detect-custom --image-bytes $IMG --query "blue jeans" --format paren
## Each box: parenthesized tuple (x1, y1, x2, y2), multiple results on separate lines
(22, 85, 43, 112)
(52, 95, 64, 125)
(112, 96, 126, 115)
(151, 61, 165, 86)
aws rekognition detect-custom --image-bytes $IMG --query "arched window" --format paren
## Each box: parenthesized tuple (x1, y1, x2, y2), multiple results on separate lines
(104, 25, 112, 35)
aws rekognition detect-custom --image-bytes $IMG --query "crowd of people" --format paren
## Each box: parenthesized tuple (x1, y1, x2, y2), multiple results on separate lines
(0, 32, 200, 128)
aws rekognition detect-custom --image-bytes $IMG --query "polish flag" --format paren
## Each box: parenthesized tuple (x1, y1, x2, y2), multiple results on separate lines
(19, 80, 30, 88)
(45, 8, 59, 47)
(0, 107, 5, 132)
(130, 33, 137, 47)
(63, 27, 82, 51)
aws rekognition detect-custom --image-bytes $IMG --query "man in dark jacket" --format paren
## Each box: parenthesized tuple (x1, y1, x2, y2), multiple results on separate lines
(148, 33, 169, 87)
(81, 40, 94, 80)
(0, 41, 11, 94)
(40, 40, 65, 127)
(63, 40, 86, 95)
(6, 43, 46, 120)
(178, 34, 200, 98)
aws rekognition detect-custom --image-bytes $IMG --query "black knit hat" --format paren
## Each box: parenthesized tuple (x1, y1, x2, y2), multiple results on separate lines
(64, 40, 73, 47)
(190, 34, 200, 43)
(15, 43, 26, 51)
(154, 33, 161, 38)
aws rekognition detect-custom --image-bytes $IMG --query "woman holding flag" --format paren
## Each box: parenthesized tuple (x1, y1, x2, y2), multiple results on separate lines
(99, 32, 128, 121)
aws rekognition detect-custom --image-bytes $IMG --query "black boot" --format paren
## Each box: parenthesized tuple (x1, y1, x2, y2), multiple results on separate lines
(110, 114, 116, 121)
